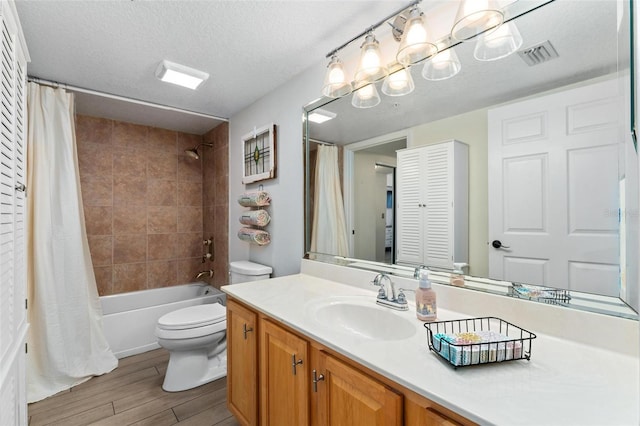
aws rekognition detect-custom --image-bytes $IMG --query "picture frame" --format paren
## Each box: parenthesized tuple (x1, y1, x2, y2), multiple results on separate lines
(242, 123, 277, 184)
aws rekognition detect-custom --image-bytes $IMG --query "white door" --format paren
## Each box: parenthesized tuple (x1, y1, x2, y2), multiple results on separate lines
(396, 148, 424, 265)
(488, 79, 622, 296)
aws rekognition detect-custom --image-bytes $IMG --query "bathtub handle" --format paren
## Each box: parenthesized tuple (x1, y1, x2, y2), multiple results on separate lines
(243, 324, 253, 340)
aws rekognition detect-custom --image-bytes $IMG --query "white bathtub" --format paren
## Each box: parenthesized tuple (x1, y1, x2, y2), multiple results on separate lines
(100, 283, 226, 359)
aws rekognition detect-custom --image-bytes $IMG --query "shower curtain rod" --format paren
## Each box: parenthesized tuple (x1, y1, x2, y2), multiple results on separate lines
(27, 76, 229, 122)
(309, 138, 335, 145)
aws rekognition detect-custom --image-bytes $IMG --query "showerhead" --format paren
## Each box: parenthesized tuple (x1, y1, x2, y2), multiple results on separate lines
(184, 143, 213, 160)
(185, 148, 200, 160)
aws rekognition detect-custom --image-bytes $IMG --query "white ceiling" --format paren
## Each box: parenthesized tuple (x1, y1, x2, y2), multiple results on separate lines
(15, 0, 419, 135)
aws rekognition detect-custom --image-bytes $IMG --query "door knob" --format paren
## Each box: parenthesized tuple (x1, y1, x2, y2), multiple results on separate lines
(491, 240, 510, 249)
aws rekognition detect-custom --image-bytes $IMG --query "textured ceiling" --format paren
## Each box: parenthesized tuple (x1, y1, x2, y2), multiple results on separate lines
(15, 0, 420, 134)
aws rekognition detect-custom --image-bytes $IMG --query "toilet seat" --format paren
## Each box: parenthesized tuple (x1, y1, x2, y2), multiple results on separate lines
(156, 303, 226, 340)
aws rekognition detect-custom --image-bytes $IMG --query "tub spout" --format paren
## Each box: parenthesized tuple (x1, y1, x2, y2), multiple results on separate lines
(196, 270, 213, 279)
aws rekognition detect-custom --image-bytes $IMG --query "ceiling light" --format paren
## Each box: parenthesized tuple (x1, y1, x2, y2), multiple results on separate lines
(396, 7, 437, 66)
(382, 63, 415, 96)
(155, 60, 209, 90)
(322, 55, 352, 98)
(474, 21, 523, 61)
(451, 0, 503, 42)
(422, 47, 461, 81)
(354, 33, 388, 85)
(351, 83, 381, 109)
(308, 109, 337, 124)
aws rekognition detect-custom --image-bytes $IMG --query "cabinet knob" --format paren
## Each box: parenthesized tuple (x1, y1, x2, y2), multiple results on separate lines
(312, 369, 325, 392)
(243, 324, 253, 340)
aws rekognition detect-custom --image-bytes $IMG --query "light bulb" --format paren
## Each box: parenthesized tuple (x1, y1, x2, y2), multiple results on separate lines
(328, 66, 345, 84)
(362, 46, 381, 73)
(432, 50, 451, 69)
(406, 20, 427, 45)
(358, 84, 375, 100)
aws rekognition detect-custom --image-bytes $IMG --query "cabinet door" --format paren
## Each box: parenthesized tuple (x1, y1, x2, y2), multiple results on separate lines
(226, 299, 258, 426)
(260, 319, 309, 425)
(404, 391, 474, 426)
(396, 148, 424, 264)
(314, 350, 402, 426)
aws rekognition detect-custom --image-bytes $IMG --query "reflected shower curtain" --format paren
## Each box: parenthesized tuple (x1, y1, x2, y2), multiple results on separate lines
(26, 83, 117, 402)
(310, 145, 349, 256)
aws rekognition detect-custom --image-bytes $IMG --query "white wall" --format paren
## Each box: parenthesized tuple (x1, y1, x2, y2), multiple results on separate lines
(228, 62, 324, 277)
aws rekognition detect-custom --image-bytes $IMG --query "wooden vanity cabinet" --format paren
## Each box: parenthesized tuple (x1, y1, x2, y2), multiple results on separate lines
(226, 297, 475, 426)
(226, 299, 259, 425)
(313, 349, 402, 426)
(259, 318, 310, 425)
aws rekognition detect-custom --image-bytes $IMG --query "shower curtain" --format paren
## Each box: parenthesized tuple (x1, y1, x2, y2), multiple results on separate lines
(26, 83, 117, 402)
(310, 145, 349, 256)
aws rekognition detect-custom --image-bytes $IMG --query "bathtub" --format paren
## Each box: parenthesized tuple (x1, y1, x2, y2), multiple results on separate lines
(100, 283, 226, 359)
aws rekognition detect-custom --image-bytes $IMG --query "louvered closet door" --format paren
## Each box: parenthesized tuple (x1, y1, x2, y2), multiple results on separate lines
(396, 149, 424, 264)
(0, 2, 28, 424)
(423, 143, 453, 269)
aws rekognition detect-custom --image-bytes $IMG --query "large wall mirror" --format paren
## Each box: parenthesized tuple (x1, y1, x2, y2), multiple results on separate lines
(304, 0, 639, 320)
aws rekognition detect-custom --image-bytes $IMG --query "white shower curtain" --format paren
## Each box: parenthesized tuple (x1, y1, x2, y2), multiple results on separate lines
(26, 83, 117, 402)
(310, 145, 349, 256)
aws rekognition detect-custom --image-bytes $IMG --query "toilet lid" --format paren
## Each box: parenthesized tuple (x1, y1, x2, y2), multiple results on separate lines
(157, 303, 226, 330)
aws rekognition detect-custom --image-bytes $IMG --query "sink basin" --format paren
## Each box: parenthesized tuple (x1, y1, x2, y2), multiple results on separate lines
(308, 297, 417, 341)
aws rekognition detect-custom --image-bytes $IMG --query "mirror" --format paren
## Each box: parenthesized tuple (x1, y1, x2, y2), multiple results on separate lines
(304, 0, 638, 319)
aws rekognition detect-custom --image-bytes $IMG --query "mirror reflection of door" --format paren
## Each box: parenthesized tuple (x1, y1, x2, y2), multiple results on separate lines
(351, 139, 406, 264)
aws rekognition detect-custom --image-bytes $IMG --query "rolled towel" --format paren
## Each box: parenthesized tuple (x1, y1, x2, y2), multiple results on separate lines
(237, 227, 271, 246)
(239, 209, 271, 227)
(238, 191, 271, 207)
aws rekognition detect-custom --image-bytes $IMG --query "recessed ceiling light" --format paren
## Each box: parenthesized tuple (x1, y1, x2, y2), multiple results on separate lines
(155, 60, 209, 90)
(308, 109, 337, 124)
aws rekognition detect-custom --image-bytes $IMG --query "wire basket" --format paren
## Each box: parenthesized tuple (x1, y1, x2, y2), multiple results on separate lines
(424, 317, 536, 368)
(509, 283, 571, 306)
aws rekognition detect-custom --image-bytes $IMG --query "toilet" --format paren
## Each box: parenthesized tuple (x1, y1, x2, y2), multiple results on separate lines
(155, 261, 272, 392)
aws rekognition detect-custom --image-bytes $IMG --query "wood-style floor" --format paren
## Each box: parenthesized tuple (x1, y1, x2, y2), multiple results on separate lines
(27, 349, 239, 426)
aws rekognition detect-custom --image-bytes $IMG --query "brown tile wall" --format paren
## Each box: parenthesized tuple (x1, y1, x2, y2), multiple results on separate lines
(202, 122, 229, 288)
(77, 114, 227, 296)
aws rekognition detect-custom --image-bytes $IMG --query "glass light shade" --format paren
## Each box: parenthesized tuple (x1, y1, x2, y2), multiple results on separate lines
(474, 21, 523, 61)
(351, 83, 381, 109)
(396, 7, 437, 65)
(451, 0, 503, 42)
(354, 34, 388, 85)
(321, 55, 352, 98)
(422, 48, 462, 81)
(382, 64, 415, 96)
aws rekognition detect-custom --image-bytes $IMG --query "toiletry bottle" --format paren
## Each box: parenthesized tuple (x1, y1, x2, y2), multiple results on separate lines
(450, 262, 466, 287)
(416, 269, 437, 322)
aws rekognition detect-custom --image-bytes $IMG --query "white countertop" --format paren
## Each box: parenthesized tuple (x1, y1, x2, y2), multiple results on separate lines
(222, 274, 639, 426)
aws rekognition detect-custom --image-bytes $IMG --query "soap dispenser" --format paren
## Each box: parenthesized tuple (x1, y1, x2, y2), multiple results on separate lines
(450, 262, 467, 287)
(416, 269, 437, 322)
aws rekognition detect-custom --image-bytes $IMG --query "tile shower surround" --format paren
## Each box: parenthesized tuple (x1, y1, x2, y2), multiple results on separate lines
(76, 115, 229, 296)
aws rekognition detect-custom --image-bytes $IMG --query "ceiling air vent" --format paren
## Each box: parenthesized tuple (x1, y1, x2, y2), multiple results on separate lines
(518, 41, 559, 66)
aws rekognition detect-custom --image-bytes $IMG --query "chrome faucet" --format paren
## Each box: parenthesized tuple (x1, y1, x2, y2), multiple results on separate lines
(196, 270, 213, 279)
(371, 273, 408, 311)
(414, 264, 429, 279)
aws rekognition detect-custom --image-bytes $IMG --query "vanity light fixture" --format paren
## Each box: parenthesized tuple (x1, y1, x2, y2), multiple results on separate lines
(396, 6, 437, 66)
(382, 63, 415, 96)
(474, 21, 523, 61)
(422, 47, 462, 81)
(351, 83, 381, 109)
(354, 33, 388, 85)
(322, 55, 352, 98)
(451, 0, 504, 42)
(308, 109, 337, 124)
(155, 60, 209, 90)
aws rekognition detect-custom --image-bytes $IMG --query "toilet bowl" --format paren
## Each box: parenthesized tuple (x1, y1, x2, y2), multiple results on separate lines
(155, 303, 227, 392)
(156, 261, 272, 392)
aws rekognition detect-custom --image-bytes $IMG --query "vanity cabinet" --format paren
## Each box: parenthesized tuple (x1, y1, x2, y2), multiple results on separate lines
(396, 140, 469, 269)
(259, 318, 309, 425)
(226, 297, 475, 426)
(226, 299, 259, 425)
(314, 349, 402, 425)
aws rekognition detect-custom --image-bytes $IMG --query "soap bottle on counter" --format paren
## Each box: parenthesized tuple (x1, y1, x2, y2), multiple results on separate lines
(416, 269, 437, 322)
(450, 262, 467, 287)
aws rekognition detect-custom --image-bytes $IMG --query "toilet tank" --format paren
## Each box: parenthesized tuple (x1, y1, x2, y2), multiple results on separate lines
(229, 261, 272, 284)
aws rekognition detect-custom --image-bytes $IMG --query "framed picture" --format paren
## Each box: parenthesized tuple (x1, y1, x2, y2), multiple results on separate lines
(242, 123, 276, 184)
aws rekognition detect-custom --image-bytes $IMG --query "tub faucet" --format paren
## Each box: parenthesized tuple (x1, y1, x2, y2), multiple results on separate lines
(196, 270, 213, 279)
